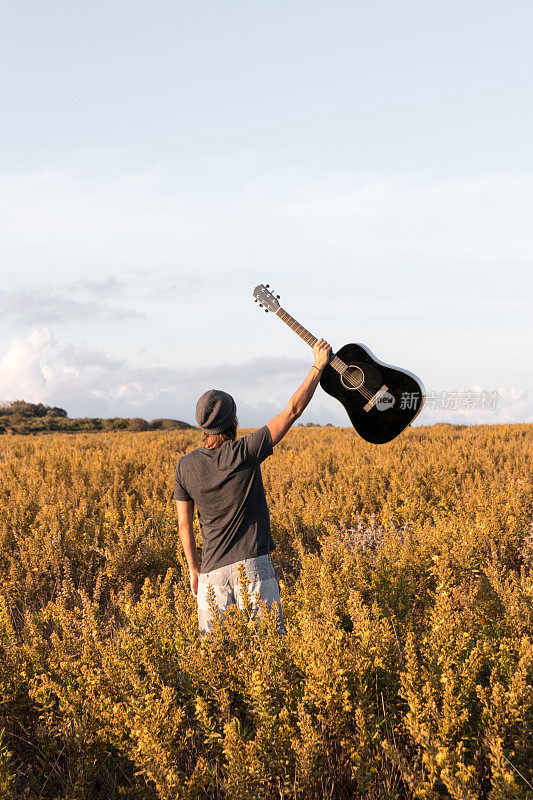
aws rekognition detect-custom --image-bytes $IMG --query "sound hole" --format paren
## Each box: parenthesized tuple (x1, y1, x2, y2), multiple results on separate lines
(340, 365, 364, 390)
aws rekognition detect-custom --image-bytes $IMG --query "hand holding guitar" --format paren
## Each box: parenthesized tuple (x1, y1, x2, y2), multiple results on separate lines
(313, 338, 332, 373)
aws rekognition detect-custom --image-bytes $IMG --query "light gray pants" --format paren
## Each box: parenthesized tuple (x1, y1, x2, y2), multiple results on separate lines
(197, 554, 284, 634)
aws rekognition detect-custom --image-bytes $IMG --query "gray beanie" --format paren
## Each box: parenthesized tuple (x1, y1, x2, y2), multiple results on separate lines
(196, 389, 237, 434)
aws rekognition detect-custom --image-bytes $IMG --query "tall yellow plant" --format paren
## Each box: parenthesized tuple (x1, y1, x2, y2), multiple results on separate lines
(0, 423, 531, 798)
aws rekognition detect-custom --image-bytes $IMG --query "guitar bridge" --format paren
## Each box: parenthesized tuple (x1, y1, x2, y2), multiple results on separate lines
(363, 385, 388, 412)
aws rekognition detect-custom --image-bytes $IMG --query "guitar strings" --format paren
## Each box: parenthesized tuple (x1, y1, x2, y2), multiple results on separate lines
(342, 376, 373, 401)
(335, 369, 373, 400)
(336, 365, 373, 400)
(332, 360, 374, 400)
(275, 306, 376, 402)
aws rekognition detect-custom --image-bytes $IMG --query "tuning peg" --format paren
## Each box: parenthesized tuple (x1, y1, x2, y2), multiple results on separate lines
(266, 283, 270, 288)
(259, 303, 263, 307)
(255, 298, 258, 302)
(276, 295, 280, 299)
(265, 309, 268, 313)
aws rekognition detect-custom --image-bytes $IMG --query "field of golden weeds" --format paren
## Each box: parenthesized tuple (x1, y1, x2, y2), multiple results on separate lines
(0, 423, 532, 800)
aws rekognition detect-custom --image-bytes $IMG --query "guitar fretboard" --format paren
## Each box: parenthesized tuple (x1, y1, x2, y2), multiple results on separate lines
(276, 307, 346, 374)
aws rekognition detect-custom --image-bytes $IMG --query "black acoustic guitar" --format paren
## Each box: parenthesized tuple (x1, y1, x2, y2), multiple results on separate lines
(253, 284, 425, 444)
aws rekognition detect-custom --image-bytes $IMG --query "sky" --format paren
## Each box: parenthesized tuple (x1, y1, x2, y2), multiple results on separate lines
(1, 0, 532, 427)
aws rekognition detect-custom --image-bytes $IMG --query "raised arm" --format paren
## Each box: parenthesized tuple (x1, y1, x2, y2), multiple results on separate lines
(267, 338, 332, 446)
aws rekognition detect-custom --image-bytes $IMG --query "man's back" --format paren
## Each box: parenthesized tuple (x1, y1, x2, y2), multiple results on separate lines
(175, 338, 331, 631)
(174, 426, 274, 573)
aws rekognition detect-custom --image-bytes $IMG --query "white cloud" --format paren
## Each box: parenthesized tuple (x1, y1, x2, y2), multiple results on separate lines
(2, 166, 533, 282)
(0, 328, 530, 427)
(0, 288, 142, 324)
(285, 173, 533, 261)
(64, 276, 124, 298)
(0, 329, 55, 402)
(417, 386, 532, 426)
(0, 162, 531, 427)
(0, 329, 310, 424)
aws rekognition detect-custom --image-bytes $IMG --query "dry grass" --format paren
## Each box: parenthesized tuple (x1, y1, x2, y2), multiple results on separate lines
(0, 423, 532, 799)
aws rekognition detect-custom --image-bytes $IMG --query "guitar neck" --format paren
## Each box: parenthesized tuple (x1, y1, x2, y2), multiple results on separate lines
(276, 307, 346, 373)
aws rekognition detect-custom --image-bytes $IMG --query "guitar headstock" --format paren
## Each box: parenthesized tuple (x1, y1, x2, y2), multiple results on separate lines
(252, 284, 281, 313)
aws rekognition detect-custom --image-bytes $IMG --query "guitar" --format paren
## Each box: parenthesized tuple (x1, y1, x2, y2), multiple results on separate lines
(253, 283, 425, 444)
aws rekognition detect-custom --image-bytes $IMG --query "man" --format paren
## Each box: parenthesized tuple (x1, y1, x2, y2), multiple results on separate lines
(174, 338, 332, 633)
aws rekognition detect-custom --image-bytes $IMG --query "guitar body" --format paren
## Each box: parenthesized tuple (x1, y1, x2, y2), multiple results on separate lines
(252, 284, 425, 444)
(320, 343, 425, 444)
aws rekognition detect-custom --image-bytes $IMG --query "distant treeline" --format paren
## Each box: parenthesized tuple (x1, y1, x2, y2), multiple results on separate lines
(0, 400, 194, 435)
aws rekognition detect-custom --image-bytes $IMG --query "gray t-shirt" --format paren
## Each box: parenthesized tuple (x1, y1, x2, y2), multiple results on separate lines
(174, 426, 274, 573)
